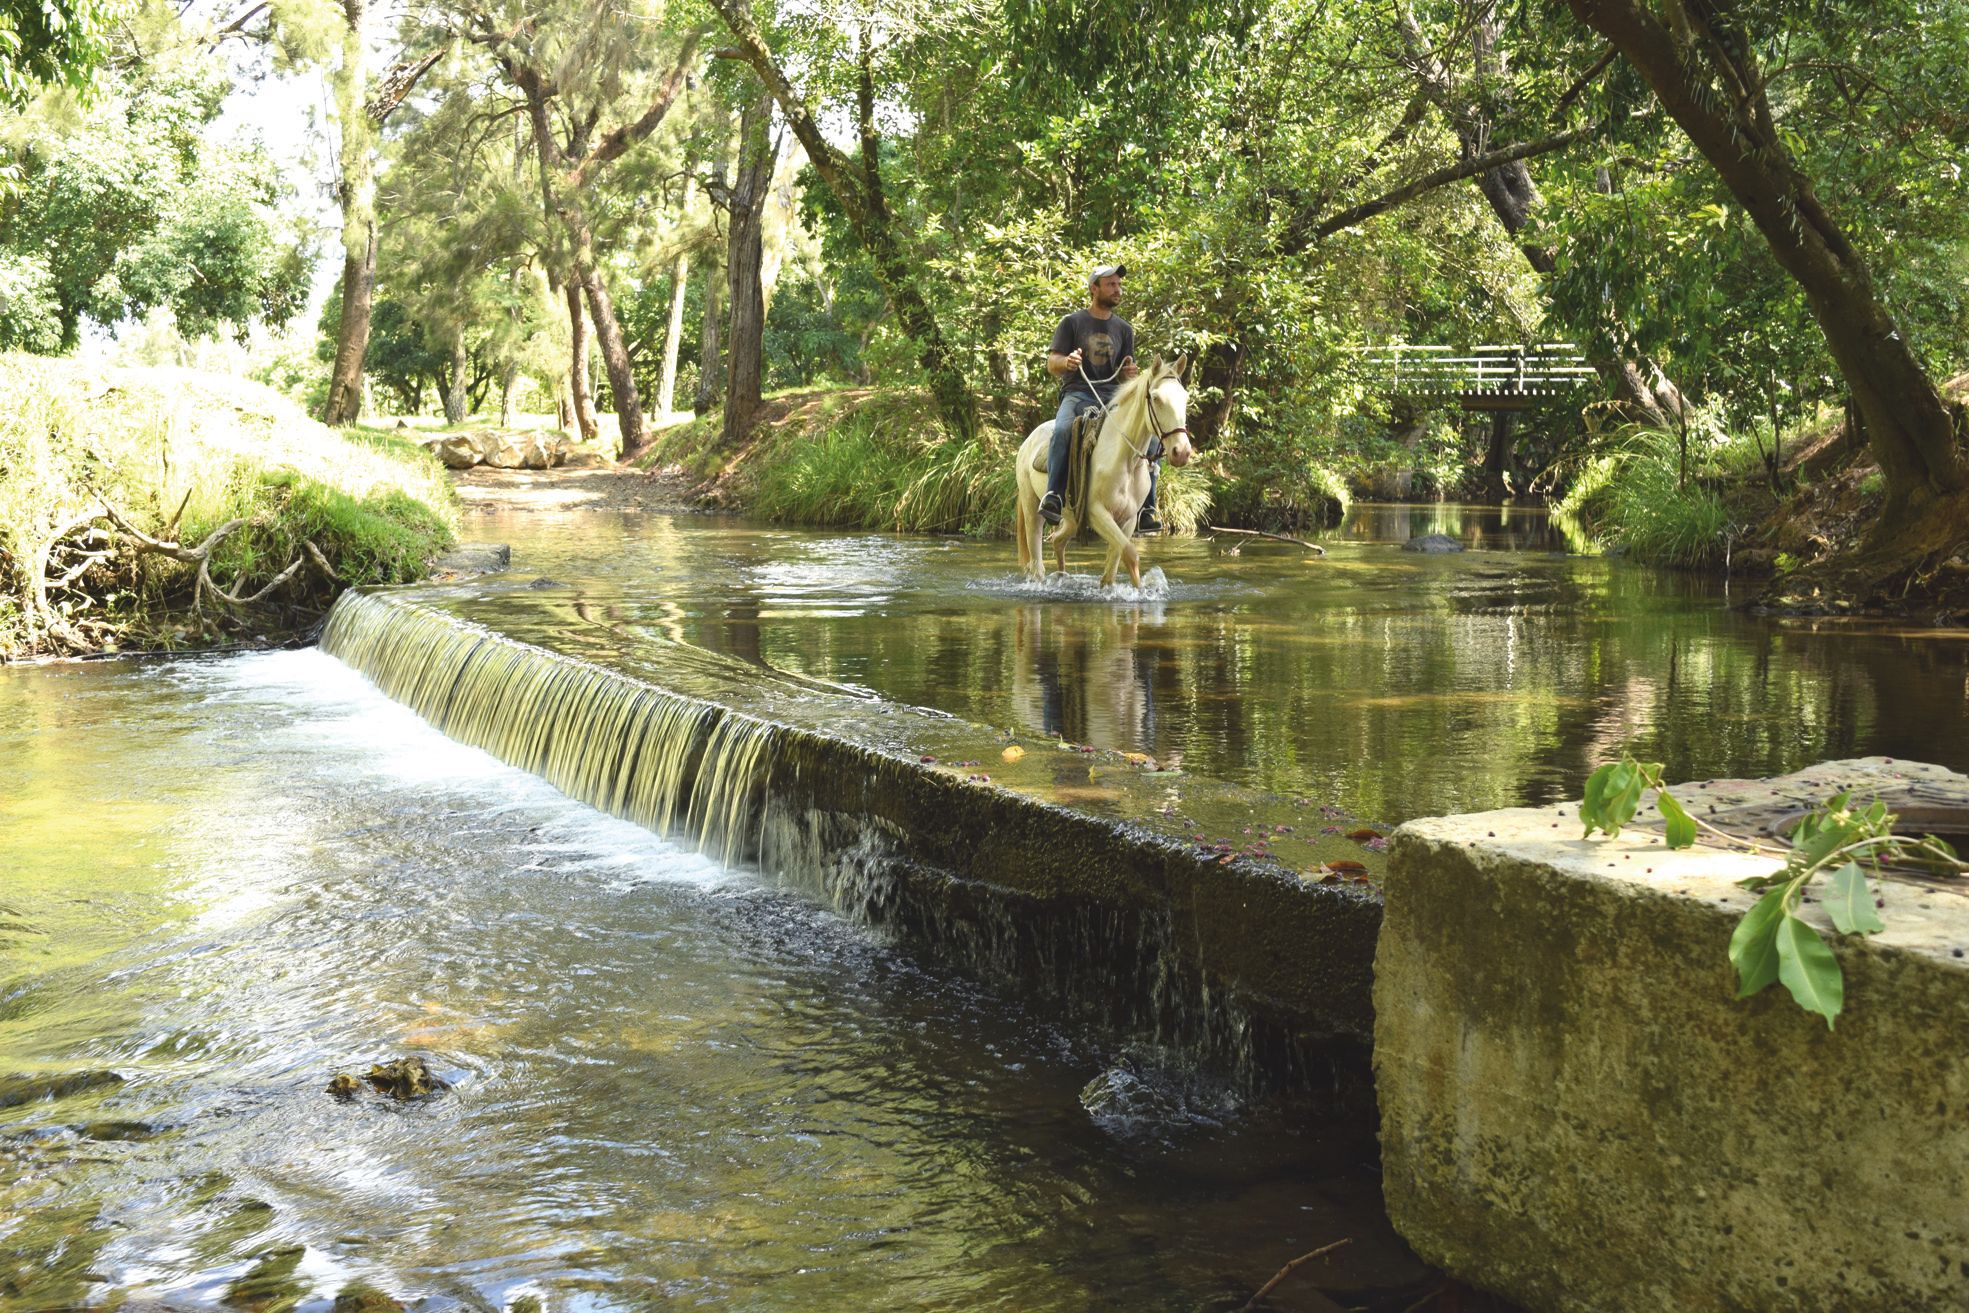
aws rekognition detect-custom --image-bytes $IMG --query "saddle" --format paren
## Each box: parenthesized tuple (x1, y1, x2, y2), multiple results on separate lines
(1030, 410, 1105, 538)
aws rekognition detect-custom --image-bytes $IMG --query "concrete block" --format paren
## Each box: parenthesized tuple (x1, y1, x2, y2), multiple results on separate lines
(1375, 758, 1969, 1312)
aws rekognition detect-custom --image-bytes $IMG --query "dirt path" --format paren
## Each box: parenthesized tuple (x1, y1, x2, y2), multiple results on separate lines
(450, 458, 700, 515)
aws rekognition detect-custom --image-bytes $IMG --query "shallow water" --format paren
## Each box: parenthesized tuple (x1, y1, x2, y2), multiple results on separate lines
(437, 503, 1969, 825)
(9, 500, 1968, 1309)
(1, 651, 1413, 1311)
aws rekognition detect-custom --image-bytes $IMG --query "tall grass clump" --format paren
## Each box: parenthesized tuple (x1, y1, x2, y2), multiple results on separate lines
(1, 356, 458, 657)
(1554, 425, 1736, 566)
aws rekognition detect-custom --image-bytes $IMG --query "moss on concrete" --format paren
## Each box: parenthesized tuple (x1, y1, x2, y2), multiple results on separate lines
(1376, 758, 1969, 1312)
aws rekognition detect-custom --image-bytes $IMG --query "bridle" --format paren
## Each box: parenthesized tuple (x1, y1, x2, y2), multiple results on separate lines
(1078, 360, 1188, 466)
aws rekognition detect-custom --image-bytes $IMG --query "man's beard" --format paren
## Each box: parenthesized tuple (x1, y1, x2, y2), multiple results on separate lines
(1095, 289, 1121, 309)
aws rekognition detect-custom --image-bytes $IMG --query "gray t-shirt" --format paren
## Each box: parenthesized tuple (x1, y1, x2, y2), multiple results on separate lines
(1050, 309, 1135, 402)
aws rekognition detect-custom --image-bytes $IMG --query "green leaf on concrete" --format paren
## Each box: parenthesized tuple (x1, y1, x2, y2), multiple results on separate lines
(1656, 789, 1697, 849)
(1729, 886, 1787, 998)
(1580, 761, 1617, 838)
(1775, 912, 1844, 1028)
(1824, 862, 1885, 936)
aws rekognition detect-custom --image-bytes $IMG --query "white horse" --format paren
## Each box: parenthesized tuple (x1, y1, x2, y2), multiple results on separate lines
(1014, 355, 1194, 588)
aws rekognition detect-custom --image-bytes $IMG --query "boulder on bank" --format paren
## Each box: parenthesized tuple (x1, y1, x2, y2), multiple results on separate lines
(421, 429, 579, 471)
(1400, 533, 1464, 553)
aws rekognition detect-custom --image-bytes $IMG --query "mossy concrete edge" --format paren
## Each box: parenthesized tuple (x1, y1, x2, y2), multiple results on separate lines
(1375, 757, 1969, 1312)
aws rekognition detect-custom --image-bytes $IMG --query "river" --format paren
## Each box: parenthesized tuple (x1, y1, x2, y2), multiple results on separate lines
(5, 502, 1965, 1309)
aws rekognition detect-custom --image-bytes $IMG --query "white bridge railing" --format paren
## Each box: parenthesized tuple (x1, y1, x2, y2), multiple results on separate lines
(1360, 342, 1598, 398)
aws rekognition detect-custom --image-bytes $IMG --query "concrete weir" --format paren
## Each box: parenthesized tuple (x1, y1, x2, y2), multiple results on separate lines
(320, 588, 1384, 1080)
(1376, 758, 1969, 1313)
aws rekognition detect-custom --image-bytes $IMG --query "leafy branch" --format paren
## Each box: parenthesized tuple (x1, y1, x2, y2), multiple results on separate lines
(1579, 756, 1965, 1028)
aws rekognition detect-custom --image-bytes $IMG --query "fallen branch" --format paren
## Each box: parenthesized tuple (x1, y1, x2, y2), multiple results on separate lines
(1239, 1237, 1353, 1311)
(1205, 523, 1328, 555)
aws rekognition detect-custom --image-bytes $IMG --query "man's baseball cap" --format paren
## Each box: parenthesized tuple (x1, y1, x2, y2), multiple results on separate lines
(1088, 263, 1127, 285)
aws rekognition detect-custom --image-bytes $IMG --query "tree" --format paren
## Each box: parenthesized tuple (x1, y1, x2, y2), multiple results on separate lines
(717, 88, 775, 445)
(0, 0, 114, 105)
(0, 50, 308, 350)
(303, 0, 445, 424)
(707, 0, 978, 442)
(1562, 0, 1968, 589)
(462, 1, 699, 458)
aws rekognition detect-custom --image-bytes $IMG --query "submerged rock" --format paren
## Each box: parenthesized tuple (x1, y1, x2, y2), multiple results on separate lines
(363, 1057, 448, 1100)
(333, 1281, 407, 1313)
(1079, 1054, 1239, 1139)
(0, 1069, 124, 1108)
(326, 1057, 448, 1102)
(1399, 533, 1464, 553)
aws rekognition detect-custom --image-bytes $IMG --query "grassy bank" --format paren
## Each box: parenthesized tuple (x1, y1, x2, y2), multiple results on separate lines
(1, 356, 458, 659)
(639, 387, 1211, 536)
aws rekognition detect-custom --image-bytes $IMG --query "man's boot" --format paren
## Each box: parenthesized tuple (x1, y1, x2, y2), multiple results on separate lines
(1039, 491, 1063, 525)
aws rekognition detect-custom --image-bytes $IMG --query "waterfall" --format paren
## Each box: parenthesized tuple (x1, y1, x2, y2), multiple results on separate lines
(321, 589, 1379, 1087)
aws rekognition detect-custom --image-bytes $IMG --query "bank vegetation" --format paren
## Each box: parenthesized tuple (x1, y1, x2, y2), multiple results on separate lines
(0, 357, 457, 660)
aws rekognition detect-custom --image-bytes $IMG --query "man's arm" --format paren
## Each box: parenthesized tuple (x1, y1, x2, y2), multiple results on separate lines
(1047, 348, 1083, 378)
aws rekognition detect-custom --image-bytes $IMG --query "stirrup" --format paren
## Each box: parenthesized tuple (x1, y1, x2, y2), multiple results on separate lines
(1039, 491, 1063, 525)
(1135, 506, 1162, 536)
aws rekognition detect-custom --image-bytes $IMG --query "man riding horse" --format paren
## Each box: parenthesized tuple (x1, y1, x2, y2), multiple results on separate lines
(1038, 264, 1160, 536)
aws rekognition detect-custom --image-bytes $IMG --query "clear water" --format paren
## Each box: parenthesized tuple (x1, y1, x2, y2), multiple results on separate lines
(1, 651, 1420, 1311)
(430, 502, 1969, 825)
(10, 499, 1966, 1310)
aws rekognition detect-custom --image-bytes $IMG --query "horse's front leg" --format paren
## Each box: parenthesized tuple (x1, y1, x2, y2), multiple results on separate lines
(1088, 504, 1135, 588)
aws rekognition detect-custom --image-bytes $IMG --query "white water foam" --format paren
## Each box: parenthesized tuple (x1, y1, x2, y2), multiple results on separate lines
(163, 649, 735, 892)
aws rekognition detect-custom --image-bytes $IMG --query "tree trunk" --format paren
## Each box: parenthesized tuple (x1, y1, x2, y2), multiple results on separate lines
(321, 0, 376, 425)
(1371, 402, 1427, 500)
(442, 329, 469, 424)
(709, 2, 977, 443)
(1482, 408, 1516, 500)
(499, 361, 518, 429)
(1565, 0, 1967, 550)
(696, 258, 725, 415)
(563, 283, 598, 442)
(657, 249, 692, 419)
(578, 259, 646, 460)
(722, 93, 773, 448)
(1189, 338, 1243, 447)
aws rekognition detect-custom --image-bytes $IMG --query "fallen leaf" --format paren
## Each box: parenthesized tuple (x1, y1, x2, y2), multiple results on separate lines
(1346, 828, 1382, 842)
(1001, 744, 1026, 762)
(1324, 859, 1368, 874)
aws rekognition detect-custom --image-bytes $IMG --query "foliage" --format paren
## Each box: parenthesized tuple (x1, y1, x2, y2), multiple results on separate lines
(0, 47, 310, 350)
(1580, 753, 1967, 1027)
(0, 355, 456, 657)
(1553, 425, 1738, 566)
(0, 0, 115, 106)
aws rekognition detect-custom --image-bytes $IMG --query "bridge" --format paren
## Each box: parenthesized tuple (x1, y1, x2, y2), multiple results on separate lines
(1361, 342, 1597, 410)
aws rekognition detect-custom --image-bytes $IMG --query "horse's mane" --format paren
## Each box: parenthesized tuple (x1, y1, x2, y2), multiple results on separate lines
(1102, 359, 1178, 431)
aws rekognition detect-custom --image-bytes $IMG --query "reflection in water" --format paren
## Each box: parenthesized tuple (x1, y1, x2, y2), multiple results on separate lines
(1015, 603, 1164, 753)
(443, 510, 1969, 826)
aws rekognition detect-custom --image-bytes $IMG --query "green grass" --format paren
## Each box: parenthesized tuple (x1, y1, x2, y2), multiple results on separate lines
(1553, 426, 1736, 566)
(640, 387, 1211, 537)
(1, 355, 459, 657)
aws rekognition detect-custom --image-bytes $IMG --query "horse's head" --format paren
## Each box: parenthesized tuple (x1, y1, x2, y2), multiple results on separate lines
(1146, 354, 1194, 468)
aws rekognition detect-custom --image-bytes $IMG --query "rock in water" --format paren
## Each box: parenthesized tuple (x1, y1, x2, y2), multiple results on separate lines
(362, 1056, 448, 1100)
(1400, 533, 1464, 553)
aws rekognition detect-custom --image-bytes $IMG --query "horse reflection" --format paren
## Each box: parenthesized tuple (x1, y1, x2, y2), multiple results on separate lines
(1011, 603, 1167, 757)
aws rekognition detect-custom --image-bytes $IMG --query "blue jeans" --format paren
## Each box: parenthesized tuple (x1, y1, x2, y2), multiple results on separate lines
(1046, 393, 1160, 512)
